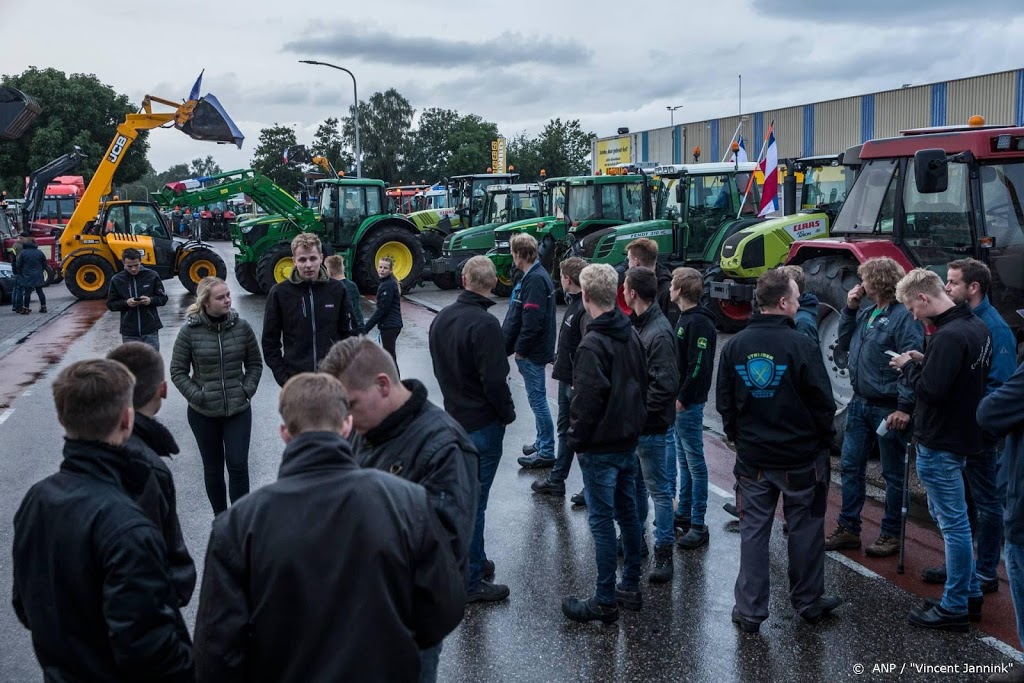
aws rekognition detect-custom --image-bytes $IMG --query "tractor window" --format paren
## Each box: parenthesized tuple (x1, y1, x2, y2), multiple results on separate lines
(979, 162, 1024, 295)
(341, 187, 364, 217)
(320, 186, 336, 215)
(600, 185, 623, 220)
(735, 172, 760, 216)
(470, 179, 490, 216)
(105, 205, 128, 233)
(366, 188, 382, 216)
(902, 160, 972, 268)
(803, 164, 854, 209)
(128, 205, 169, 239)
(567, 185, 596, 222)
(832, 159, 898, 234)
(486, 192, 510, 223)
(548, 184, 566, 219)
(510, 191, 541, 221)
(622, 182, 644, 222)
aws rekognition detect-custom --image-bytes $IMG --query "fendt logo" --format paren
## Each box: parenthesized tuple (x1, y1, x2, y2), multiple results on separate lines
(107, 135, 129, 164)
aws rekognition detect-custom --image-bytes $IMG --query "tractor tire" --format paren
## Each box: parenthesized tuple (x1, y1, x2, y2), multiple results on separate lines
(178, 249, 227, 293)
(354, 225, 424, 294)
(433, 272, 458, 290)
(43, 264, 57, 287)
(234, 260, 263, 295)
(491, 262, 520, 298)
(702, 266, 752, 333)
(66, 255, 114, 300)
(419, 231, 445, 263)
(256, 243, 295, 294)
(801, 255, 862, 451)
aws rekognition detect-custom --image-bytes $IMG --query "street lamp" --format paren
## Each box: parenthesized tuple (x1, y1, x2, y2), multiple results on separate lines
(299, 60, 362, 178)
(667, 105, 683, 163)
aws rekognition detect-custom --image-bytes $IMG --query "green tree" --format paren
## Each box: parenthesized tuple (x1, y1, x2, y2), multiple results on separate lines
(250, 124, 302, 190)
(535, 118, 595, 178)
(403, 107, 461, 181)
(446, 114, 500, 178)
(506, 133, 543, 182)
(189, 155, 221, 178)
(0, 67, 150, 195)
(312, 117, 354, 175)
(341, 88, 414, 182)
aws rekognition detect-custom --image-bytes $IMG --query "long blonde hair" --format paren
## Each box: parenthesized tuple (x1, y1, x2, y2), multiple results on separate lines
(187, 277, 227, 316)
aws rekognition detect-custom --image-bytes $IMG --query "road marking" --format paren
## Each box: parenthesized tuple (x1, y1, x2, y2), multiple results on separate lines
(979, 636, 1024, 662)
(708, 482, 733, 499)
(0, 408, 13, 425)
(827, 550, 883, 580)
(22, 388, 32, 397)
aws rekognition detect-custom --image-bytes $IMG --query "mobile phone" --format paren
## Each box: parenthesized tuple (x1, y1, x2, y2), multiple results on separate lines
(132, 297, 142, 302)
(884, 350, 900, 358)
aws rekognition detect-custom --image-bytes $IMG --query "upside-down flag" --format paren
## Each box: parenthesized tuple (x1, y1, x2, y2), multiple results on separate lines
(731, 135, 749, 163)
(757, 125, 779, 217)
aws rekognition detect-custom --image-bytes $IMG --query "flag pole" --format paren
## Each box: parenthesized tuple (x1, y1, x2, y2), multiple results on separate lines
(720, 118, 747, 162)
(737, 119, 774, 219)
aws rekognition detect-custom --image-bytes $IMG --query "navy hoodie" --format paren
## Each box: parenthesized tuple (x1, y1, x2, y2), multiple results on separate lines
(676, 303, 718, 407)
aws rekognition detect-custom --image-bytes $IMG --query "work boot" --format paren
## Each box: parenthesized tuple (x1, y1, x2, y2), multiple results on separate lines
(648, 544, 674, 583)
(483, 559, 495, 581)
(723, 501, 739, 518)
(907, 604, 969, 632)
(980, 577, 999, 594)
(923, 596, 982, 623)
(731, 606, 761, 634)
(531, 477, 565, 496)
(39, 306, 47, 313)
(562, 596, 618, 623)
(824, 526, 861, 551)
(614, 583, 643, 611)
(517, 454, 555, 469)
(522, 443, 538, 456)
(865, 535, 900, 558)
(800, 596, 844, 624)
(570, 490, 587, 507)
(673, 514, 691, 534)
(921, 566, 947, 584)
(467, 580, 510, 604)
(677, 524, 709, 550)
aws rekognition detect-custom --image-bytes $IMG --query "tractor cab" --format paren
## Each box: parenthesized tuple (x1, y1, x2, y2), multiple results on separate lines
(84, 201, 179, 280)
(449, 173, 519, 228)
(317, 178, 388, 249)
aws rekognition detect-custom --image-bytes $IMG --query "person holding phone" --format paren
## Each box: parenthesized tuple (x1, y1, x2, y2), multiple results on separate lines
(106, 248, 167, 351)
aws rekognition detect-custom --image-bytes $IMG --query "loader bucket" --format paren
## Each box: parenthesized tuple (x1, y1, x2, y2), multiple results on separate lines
(0, 86, 42, 140)
(179, 94, 244, 148)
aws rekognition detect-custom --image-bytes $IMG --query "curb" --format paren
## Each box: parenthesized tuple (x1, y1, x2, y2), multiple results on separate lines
(0, 298, 80, 361)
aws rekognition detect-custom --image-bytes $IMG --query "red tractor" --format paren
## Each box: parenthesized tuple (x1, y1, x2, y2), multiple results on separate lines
(787, 117, 1024, 443)
(198, 202, 235, 240)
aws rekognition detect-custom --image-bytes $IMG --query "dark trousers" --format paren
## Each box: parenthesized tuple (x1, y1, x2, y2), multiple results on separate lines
(381, 327, 400, 368)
(187, 406, 252, 514)
(467, 421, 503, 589)
(12, 285, 45, 310)
(550, 381, 575, 482)
(735, 453, 829, 622)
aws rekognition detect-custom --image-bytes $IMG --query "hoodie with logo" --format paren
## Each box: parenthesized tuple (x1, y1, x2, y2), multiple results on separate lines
(675, 303, 718, 408)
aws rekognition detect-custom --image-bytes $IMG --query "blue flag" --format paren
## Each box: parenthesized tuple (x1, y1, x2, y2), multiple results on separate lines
(189, 70, 205, 101)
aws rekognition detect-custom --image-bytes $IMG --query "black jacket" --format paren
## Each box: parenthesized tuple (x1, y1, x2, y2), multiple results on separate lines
(342, 277, 365, 328)
(838, 300, 923, 413)
(717, 314, 836, 469)
(568, 309, 648, 454)
(12, 439, 193, 683)
(194, 431, 465, 683)
(358, 380, 479, 580)
(126, 413, 196, 607)
(632, 303, 679, 434)
(655, 262, 680, 330)
(364, 273, 402, 333)
(552, 290, 588, 383)
(977, 361, 1024, 545)
(676, 303, 718, 407)
(14, 241, 47, 288)
(502, 261, 557, 364)
(899, 303, 991, 456)
(107, 266, 168, 337)
(429, 290, 516, 432)
(262, 267, 357, 386)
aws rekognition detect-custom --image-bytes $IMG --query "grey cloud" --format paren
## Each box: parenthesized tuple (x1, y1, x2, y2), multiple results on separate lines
(282, 24, 591, 68)
(751, 0, 1022, 23)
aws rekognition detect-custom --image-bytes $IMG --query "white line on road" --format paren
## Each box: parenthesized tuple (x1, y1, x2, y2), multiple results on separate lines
(0, 408, 13, 425)
(708, 482, 733, 499)
(827, 550, 883, 580)
(22, 389, 32, 397)
(979, 636, 1024, 662)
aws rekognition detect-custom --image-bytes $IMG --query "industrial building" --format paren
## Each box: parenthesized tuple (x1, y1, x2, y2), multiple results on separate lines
(591, 68, 1024, 173)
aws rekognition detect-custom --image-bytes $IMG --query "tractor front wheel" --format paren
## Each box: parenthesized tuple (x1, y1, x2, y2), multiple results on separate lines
(256, 243, 295, 294)
(702, 266, 752, 334)
(65, 255, 115, 300)
(178, 249, 227, 294)
(234, 260, 263, 295)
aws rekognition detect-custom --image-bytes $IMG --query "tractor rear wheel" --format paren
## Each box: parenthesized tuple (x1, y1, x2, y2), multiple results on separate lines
(65, 255, 114, 300)
(256, 243, 295, 294)
(354, 225, 424, 294)
(234, 260, 263, 295)
(420, 231, 455, 288)
(702, 266, 752, 333)
(43, 264, 57, 287)
(178, 249, 227, 294)
(491, 262, 518, 298)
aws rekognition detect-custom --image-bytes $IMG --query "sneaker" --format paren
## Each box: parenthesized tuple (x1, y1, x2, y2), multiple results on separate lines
(731, 606, 761, 633)
(614, 584, 643, 611)
(723, 501, 739, 518)
(864, 535, 900, 558)
(676, 524, 709, 550)
(18, 308, 30, 315)
(648, 544, 674, 583)
(921, 566, 946, 584)
(522, 443, 538, 456)
(468, 580, 510, 603)
(923, 596, 982, 623)
(483, 559, 495, 581)
(517, 454, 555, 469)
(824, 526, 861, 551)
(673, 514, 691, 533)
(800, 596, 843, 624)
(531, 478, 565, 496)
(562, 596, 619, 623)
(907, 604, 969, 632)
(570, 490, 587, 506)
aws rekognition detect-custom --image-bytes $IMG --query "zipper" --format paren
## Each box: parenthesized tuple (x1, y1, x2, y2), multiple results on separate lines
(217, 328, 228, 416)
(309, 284, 318, 369)
(133, 275, 141, 336)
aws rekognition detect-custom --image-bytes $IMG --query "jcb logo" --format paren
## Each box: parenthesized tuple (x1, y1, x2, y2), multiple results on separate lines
(108, 135, 128, 164)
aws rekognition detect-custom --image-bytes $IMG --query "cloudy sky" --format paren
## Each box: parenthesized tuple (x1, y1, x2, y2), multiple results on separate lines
(2, 0, 1022, 174)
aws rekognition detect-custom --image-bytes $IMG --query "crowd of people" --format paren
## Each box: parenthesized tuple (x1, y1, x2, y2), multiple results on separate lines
(8, 231, 1024, 682)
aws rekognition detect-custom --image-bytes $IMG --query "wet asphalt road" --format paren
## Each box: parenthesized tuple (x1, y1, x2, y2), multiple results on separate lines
(0, 243, 1021, 682)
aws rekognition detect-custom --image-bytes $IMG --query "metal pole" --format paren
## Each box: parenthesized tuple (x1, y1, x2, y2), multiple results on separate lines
(299, 60, 362, 178)
(739, 75, 742, 117)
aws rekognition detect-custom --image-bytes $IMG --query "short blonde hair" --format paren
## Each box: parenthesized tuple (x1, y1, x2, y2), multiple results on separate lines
(859, 257, 906, 303)
(626, 238, 658, 267)
(510, 233, 538, 262)
(324, 254, 345, 276)
(579, 263, 618, 310)
(780, 265, 806, 293)
(52, 359, 135, 441)
(291, 233, 322, 255)
(279, 373, 349, 434)
(463, 255, 497, 290)
(896, 268, 945, 304)
(671, 267, 703, 304)
(320, 336, 399, 390)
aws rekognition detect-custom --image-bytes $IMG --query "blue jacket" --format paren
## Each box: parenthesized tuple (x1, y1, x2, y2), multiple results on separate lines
(973, 295, 1015, 395)
(14, 242, 47, 288)
(502, 261, 557, 364)
(837, 301, 923, 414)
(795, 293, 820, 344)
(977, 361, 1024, 544)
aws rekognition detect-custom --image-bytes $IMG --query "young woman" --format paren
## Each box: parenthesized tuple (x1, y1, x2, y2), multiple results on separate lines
(171, 277, 262, 514)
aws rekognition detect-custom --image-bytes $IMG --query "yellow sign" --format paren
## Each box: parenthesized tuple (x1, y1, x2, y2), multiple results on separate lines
(490, 137, 507, 173)
(594, 136, 631, 174)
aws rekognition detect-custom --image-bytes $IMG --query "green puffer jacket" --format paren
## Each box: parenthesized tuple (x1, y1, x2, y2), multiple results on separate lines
(170, 310, 263, 418)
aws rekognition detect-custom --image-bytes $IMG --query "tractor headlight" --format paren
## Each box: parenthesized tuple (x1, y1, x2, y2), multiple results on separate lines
(495, 241, 510, 248)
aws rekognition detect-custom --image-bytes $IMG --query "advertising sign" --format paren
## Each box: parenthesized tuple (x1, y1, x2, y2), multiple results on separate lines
(594, 136, 631, 174)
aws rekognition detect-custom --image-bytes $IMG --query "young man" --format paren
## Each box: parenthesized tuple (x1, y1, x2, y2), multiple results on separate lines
(718, 269, 840, 633)
(826, 257, 922, 558)
(891, 268, 991, 631)
(532, 256, 589, 503)
(13, 232, 47, 314)
(325, 253, 364, 329)
(781, 265, 819, 343)
(107, 247, 168, 350)
(194, 373, 465, 683)
(363, 256, 403, 365)
(502, 233, 557, 468)
(429, 255, 516, 604)
(262, 233, 357, 386)
(669, 267, 718, 549)
(107, 342, 196, 606)
(320, 337, 478, 682)
(622, 266, 679, 582)
(13, 359, 193, 681)
(563, 263, 648, 623)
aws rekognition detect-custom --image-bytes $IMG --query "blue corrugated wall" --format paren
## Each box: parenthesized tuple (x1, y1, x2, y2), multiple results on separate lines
(931, 82, 948, 127)
(861, 94, 874, 142)
(803, 105, 814, 156)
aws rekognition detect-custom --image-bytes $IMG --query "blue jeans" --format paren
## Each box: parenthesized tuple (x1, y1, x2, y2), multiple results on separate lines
(1006, 541, 1024, 649)
(674, 404, 708, 525)
(516, 358, 554, 458)
(578, 451, 643, 604)
(967, 446, 1003, 581)
(634, 433, 675, 547)
(663, 425, 677, 501)
(122, 331, 161, 352)
(468, 421, 504, 590)
(418, 642, 442, 683)
(838, 397, 906, 537)
(550, 381, 575, 482)
(13, 284, 45, 310)
(916, 445, 983, 614)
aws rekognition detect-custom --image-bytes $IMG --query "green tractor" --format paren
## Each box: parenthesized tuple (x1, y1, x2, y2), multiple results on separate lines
(429, 182, 543, 292)
(705, 154, 859, 331)
(232, 177, 425, 294)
